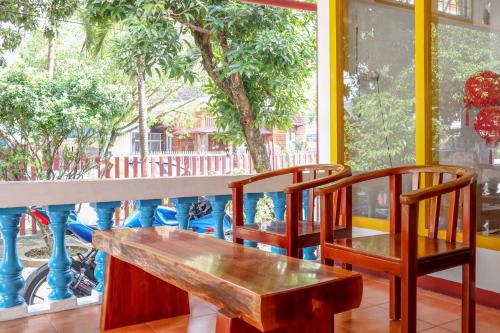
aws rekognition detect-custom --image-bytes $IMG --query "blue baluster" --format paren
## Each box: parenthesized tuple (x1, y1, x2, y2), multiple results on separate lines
(205, 195, 231, 239)
(91, 201, 121, 293)
(0, 207, 26, 308)
(170, 197, 197, 230)
(136, 199, 162, 227)
(243, 193, 263, 247)
(269, 192, 286, 255)
(302, 190, 317, 260)
(46, 204, 75, 301)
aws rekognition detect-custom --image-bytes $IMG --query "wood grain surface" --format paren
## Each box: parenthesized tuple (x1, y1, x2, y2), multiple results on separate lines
(94, 227, 363, 332)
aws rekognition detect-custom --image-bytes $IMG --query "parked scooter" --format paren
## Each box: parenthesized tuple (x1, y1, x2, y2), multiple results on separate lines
(22, 200, 231, 305)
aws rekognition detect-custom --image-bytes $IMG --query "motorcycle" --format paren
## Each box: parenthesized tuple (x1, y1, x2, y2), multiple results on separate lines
(22, 199, 231, 305)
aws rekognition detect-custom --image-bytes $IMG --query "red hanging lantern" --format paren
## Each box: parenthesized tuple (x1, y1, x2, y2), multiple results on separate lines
(464, 71, 500, 126)
(474, 106, 500, 164)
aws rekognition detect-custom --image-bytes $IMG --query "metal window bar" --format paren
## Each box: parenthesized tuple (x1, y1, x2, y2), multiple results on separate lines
(391, 0, 470, 18)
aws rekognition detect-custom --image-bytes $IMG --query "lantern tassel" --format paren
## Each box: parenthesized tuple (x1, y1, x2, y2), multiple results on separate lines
(465, 107, 470, 126)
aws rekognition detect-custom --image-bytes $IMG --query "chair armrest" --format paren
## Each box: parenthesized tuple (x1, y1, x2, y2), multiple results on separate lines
(228, 164, 346, 189)
(228, 167, 299, 189)
(400, 168, 476, 205)
(285, 165, 351, 194)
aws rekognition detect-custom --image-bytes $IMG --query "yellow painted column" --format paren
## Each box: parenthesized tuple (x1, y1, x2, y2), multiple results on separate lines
(415, 0, 434, 235)
(330, 0, 347, 164)
(415, 0, 433, 167)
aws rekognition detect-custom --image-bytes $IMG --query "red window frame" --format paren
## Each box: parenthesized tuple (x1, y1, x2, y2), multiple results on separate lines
(239, 0, 317, 12)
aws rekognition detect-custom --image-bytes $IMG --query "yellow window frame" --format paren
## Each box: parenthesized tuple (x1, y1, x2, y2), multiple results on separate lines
(328, 0, 500, 251)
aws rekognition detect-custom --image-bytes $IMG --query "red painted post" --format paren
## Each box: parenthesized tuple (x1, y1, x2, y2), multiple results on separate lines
(184, 156, 190, 176)
(200, 156, 206, 175)
(124, 157, 130, 218)
(133, 157, 139, 178)
(159, 157, 165, 177)
(150, 156, 156, 177)
(175, 156, 181, 176)
(53, 156, 60, 172)
(207, 156, 212, 174)
(114, 157, 121, 226)
(192, 156, 197, 176)
(215, 156, 220, 175)
(167, 156, 173, 176)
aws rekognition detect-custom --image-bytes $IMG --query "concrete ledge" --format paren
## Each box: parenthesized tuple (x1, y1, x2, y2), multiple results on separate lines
(0, 304, 28, 322)
(49, 297, 78, 312)
(0, 296, 102, 322)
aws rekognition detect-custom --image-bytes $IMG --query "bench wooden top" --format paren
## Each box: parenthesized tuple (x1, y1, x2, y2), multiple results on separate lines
(93, 227, 362, 331)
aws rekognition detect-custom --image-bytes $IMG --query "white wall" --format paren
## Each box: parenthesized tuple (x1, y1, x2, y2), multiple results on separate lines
(317, 0, 331, 164)
(111, 132, 132, 156)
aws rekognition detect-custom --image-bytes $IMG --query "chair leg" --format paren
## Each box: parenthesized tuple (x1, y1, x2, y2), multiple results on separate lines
(462, 263, 475, 333)
(390, 276, 401, 320)
(401, 275, 417, 333)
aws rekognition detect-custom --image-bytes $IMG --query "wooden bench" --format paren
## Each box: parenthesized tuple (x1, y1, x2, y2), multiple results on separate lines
(93, 227, 363, 332)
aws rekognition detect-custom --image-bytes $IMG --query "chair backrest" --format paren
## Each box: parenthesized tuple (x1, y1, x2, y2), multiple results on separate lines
(316, 165, 477, 246)
(229, 164, 351, 229)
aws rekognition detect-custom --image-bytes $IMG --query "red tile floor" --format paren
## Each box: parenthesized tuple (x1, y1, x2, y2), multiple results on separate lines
(1, 273, 499, 333)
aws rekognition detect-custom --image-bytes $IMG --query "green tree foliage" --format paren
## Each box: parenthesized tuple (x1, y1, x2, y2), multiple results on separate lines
(345, 93, 415, 171)
(0, 0, 78, 65)
(84, 0, 316, 171)
(0, 68, 130, 180)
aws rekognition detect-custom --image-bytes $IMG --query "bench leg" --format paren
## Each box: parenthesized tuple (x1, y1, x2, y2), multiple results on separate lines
(101, 255, 190, 331)
(215, 311, 333, 333)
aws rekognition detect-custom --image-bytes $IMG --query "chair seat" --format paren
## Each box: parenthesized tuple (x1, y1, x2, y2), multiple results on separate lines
(240, 221, 346, 237)
(329, 234, 468, 263)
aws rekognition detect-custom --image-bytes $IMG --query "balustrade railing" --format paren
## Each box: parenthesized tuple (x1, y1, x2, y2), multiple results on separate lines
(18, 151, 316, 236)
(0, 174, 295, 321)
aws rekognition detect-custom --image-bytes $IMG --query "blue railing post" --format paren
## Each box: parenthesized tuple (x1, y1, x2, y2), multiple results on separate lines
(0, 207, 26, 308)
(136, 199, 162, 227)
(269, 192, 286, 255)
(243, 193, 263, 247)
(46, 204, 75, 301)
(91, 201, 121, 293)
(205, 195, 231, 239)
(170, 197, 197, 230)
(302, 191, 317, 260)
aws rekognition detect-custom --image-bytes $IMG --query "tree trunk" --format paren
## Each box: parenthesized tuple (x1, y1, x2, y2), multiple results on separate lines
(231, 80, 271, 173)
(192, 31, 271, 173)
(47, 37, 55, 79)
(136, 67, 149, 161)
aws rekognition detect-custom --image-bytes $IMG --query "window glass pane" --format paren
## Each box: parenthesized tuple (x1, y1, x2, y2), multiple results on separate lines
(432, 1, 500, 240)
(344, 0, 415, 219)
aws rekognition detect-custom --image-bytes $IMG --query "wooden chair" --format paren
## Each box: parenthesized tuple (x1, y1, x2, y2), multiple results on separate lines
(229, 164, 351, 258)
(316, 165, 477, 333)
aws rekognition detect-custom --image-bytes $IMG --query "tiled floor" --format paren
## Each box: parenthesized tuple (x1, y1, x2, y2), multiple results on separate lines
(1, 274, 499, 333)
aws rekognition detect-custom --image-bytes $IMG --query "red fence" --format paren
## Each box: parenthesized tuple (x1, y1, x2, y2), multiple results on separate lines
(20, 151, 316, 235)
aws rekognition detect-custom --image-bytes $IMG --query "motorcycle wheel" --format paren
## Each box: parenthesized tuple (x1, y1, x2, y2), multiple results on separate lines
(22, 261, 95, 305)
